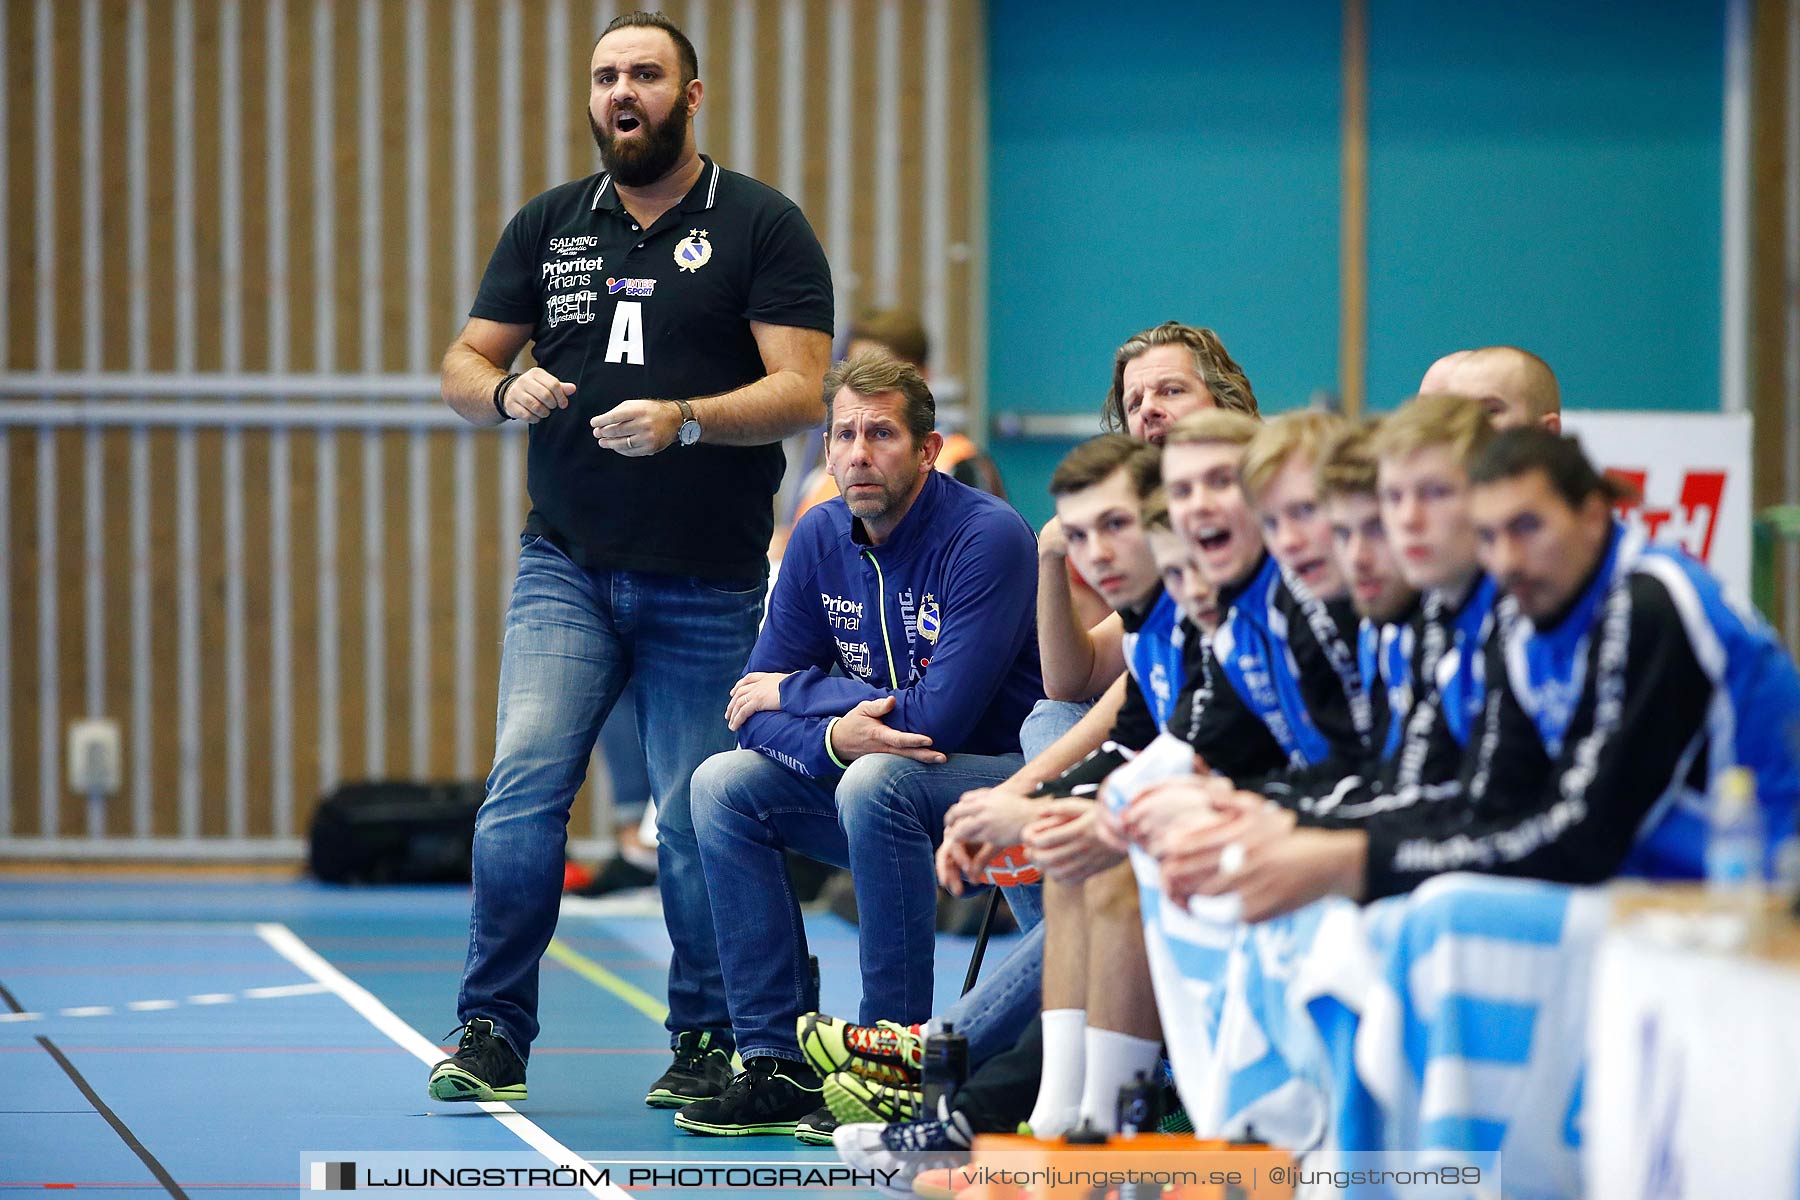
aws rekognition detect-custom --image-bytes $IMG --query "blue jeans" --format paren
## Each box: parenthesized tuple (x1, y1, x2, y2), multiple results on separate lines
(597, 681, 652, 823)
(1020, 697, 1095, 760)
(926, 696, 1096, 1064)
(933, 921, 1045, 1069)
(456, 535, 764, 1061)
(691, 747, 1024, 1063)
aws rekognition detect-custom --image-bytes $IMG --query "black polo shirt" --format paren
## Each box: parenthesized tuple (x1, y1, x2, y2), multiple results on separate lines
(470, 156, 834, 578)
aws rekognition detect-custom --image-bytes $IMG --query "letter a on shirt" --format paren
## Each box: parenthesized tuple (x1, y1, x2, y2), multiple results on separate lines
(605, 301, 645, 365)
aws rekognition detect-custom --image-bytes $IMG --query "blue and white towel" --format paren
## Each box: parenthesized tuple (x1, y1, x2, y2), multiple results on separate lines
(1288, 875, 1608, 1198)
(1135, 863, 1607, 1198)
(1100, 735, 1608, 1196)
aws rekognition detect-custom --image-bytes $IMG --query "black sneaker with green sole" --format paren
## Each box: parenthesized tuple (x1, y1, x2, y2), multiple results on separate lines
(793, 1104, 837, 1146)
(673, 1057, 823, 1136)
(645, 1031, 735, 1108)
(427, 1018, 527, 1102)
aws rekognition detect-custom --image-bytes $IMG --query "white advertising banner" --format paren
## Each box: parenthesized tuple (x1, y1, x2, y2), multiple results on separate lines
(1560, 411, 1753, 600)
(1586, 928, 1800, 1200)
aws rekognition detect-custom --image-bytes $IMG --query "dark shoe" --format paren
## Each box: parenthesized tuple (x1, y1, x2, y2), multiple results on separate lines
(574, 855, 658, 896)
(427, 1018, 526, 1102)
(645, 1031, 734, 1108)
(793, 1104, 837, 1145)
(672, 1057, 823, 1136)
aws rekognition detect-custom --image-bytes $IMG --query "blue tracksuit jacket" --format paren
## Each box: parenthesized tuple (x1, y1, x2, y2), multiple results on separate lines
(737, 470, 1043, 780)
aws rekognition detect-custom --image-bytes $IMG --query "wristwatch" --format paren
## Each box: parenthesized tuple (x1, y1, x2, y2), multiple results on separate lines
(673, 398, 701, 447)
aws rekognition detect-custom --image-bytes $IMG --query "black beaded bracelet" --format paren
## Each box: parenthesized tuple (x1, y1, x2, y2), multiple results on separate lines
(493, 372, 522, 420)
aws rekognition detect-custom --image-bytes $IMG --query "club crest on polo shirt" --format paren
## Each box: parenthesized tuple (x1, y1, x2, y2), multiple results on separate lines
(674, 229, 713, 272)
(918, 594, 941, 643)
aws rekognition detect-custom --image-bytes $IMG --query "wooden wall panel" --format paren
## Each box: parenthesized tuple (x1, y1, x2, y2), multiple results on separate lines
(3, 0, 984, 854)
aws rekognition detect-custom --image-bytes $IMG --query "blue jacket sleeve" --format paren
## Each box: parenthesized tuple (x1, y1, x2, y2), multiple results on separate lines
(734, 523, 850, 776)
(741, 530, 839, 679)
(739, 710, 847, 780)
(779, 515, 1038, 748)
(778, 665, 884, 716)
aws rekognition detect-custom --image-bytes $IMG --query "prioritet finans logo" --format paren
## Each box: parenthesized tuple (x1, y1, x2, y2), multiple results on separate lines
(310, 1161, 356, 1191)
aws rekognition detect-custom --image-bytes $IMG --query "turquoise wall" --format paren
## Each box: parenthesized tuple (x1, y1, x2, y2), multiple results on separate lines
(987, 0, 1725, 528)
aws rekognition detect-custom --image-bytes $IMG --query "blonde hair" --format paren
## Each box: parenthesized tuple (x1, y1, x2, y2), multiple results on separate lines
(1370, 392, 1494, 469)
(1239, 411, 1347, 502)
(1316, 420, 1381, 500)
(1163, 408, 1262, 451)
(1104, 321, 1260, 430)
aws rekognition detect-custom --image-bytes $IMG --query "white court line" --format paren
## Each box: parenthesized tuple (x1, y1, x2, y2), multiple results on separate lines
(61, 1006, 113, 1017)
(242, 982, 329, 999)
(255, 923, 629, 1200)
(127, 1000, 178, 1012)
(187, 993, 235, 1005)
(0, 1011, 42, 1022)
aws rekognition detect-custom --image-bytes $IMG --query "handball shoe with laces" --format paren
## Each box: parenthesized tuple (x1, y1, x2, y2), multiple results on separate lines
(645, 1031, 734, 1108)
(798, 1012, 924, 1087)
(672, 1057, 823, 1136)
(427, 1019, 526, 1102)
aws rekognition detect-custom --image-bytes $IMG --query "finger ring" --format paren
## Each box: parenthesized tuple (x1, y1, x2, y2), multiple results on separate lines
(626, 435, 635, 450)
(1218, 841, 1246, 878)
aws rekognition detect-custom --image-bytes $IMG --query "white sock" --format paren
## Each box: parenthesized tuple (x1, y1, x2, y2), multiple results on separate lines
(1076, 1028, 1164, 1134)
(1027, 1008, 1087, 1138)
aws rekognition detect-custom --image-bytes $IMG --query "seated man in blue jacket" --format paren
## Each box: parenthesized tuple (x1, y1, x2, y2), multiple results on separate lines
(678, 349, 1043, 1137)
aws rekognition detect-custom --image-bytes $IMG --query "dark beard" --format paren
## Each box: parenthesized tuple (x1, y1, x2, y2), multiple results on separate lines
(590, 99, 690, 187)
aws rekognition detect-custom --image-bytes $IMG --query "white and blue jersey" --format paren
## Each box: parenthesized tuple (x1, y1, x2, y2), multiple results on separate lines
(1362, 524, 1800, 896)
(1359, 608, 1418, 762)
(1434, 574, 1497, 749)
(1205, 553, 1369, 771)
(1116, 587, 1185, 742)
(1035, 587, 1193, 799)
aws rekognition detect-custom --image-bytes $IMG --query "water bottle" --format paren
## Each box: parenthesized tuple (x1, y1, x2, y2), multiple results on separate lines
(920, 1022, 968, 1115)
(1705, 767, 1766, 923)
(1114, 1069, 1163, 1136)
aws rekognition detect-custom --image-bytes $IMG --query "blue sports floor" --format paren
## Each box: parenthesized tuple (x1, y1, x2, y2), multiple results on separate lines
(0, 877, 1014, 1199)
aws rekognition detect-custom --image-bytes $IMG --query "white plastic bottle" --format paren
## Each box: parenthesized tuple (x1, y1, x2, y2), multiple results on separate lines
(1705, 766, 1766, 922)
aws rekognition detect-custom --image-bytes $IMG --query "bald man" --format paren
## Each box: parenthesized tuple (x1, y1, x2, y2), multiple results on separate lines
(1443, 346, 1560, 433)
(1417, 349, 1472, 394)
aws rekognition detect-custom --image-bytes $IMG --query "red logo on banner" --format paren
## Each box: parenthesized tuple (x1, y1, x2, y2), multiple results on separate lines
(1603, 467, 1727, 564)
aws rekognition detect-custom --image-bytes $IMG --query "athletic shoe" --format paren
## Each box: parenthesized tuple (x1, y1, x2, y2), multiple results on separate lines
(427, 1018, 526, 1102)
(573, 855, 658, 896)
(798, 1012, 924, 1087)
(793, 1104, 838, 1145)
(672, 1057, 823, 1136)
(831, 1098, 973, 1198)
(644, 1031, 734, 1108)
(823, 1069, 923, 1125)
